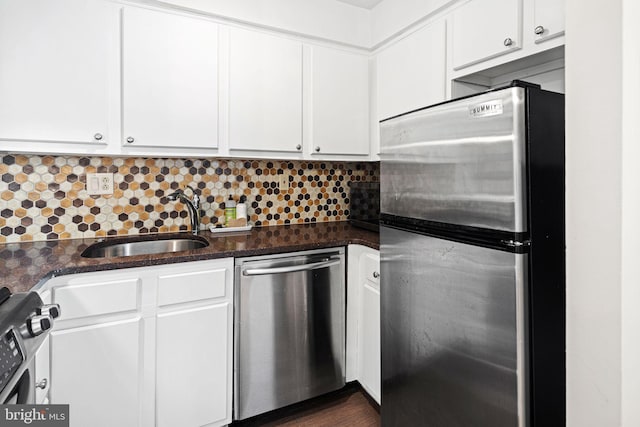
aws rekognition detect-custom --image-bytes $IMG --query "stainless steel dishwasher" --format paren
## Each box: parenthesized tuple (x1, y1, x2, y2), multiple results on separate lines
(234, 247, 345, 421)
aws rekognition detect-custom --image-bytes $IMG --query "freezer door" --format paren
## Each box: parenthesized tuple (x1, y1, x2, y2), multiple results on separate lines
(380, 87, 527, 233)
(381, 226, 528, 427)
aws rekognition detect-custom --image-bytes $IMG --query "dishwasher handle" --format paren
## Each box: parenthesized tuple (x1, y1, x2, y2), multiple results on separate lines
(242, 258, 341, 276)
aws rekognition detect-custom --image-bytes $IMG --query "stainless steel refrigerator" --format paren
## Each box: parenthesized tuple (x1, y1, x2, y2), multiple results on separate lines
(380, 81, 565, 427)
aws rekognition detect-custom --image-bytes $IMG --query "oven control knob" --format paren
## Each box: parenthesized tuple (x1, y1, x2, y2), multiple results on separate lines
(36, 304, 61, 319)
(24, 315, 52, 338)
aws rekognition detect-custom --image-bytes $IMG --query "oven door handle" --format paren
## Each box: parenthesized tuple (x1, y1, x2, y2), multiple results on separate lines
(242, 259, 340, 276)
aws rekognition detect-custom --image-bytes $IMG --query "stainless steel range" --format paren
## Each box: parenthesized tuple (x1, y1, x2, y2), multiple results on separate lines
(0, 287, 60, 404)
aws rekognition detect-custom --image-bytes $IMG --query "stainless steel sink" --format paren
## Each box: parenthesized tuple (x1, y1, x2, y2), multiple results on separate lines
(81, 235, 209, 258)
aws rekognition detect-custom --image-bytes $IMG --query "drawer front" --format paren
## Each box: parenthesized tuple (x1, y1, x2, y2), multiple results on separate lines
(361, 253, 380, 285)
(53, 278, 140, 320)
(157, 268, 227, 307)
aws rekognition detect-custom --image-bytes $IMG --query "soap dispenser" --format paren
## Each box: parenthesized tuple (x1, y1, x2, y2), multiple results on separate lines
(225, 195, 236, 223)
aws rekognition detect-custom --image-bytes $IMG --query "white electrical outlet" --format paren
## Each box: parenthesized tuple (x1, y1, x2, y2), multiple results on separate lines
(86, 173, 114, 195)
(278, 172, 289, 191)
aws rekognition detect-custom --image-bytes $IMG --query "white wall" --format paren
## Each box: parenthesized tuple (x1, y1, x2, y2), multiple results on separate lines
(565, 0, 640, 425)
(621, 0, 640, 425)
(370, 0, 454, 46)
(150, 0, 372, 47)
(154, 0, 464, 48)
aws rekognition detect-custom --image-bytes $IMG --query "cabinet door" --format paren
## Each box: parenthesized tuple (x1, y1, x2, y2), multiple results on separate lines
(358, 252, 381, 404)
(452, 0, 522, 70)
(122, 7, 219, 149)
(34, 335, 50, 405)
(376, 20, 446, 120)
(50, 319, 142, 427)
(228, 28, 303, 153)
(359, 281, 380, 404)
(309, 47, 369, 156)
(0, 0, 115, 146)
(532, 0, 565, 43)
(156, 303, 231, 427)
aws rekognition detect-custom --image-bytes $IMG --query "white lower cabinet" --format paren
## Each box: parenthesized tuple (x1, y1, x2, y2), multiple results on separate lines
(358, 279, 380, 402)
(34, 335, 51, 405)
(347, 245, 381, 404)
(44, 258, 233, 427)
(156, 303, 231, 427)
(50, 319, 142, 427)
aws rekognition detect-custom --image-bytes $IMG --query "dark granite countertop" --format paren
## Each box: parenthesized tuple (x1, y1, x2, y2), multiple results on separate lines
(0, 222, 379, 294)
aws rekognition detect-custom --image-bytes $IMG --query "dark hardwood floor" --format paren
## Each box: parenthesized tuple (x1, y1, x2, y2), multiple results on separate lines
(232, 383, 380, 427)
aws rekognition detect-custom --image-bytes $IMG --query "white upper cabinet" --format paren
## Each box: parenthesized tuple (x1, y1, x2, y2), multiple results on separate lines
(451, 0, 522, 70)
(0, 0, 117, 150)
(376, 19, 446, 120)
(228, 28, 303, 153)
(308, 46, 369, 156)
(531, 0, 565, 43)
(122, 6, 219, 149)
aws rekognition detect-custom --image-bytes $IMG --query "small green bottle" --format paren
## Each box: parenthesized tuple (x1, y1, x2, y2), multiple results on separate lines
(225, 195, 236, 223)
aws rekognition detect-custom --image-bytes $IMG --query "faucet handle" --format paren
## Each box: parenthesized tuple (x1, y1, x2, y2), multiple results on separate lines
(193, 193, 200, 209)
(167, 189, 182, 201)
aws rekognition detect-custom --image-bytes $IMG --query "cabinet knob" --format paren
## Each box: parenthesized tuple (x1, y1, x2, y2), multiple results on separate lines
(534, 25, 545, 35)
(35, 378, 48, 390)
(296, 144, 302, 151)
(503, 38, 514, 47)
(93, 133, 103, 141)
(126, 136, 135, 144)
(373, 271, 380, 279)
(315, 146, 321, 153)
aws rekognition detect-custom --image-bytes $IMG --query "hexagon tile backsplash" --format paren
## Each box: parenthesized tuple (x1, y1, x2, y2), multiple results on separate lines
(0, 154, 379, 243)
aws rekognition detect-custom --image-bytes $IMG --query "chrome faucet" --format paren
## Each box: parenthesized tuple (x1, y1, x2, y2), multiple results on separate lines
(168, 186, 201, 234)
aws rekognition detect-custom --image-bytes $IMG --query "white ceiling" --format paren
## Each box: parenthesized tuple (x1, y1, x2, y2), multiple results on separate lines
(335, 0, 384, 10)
